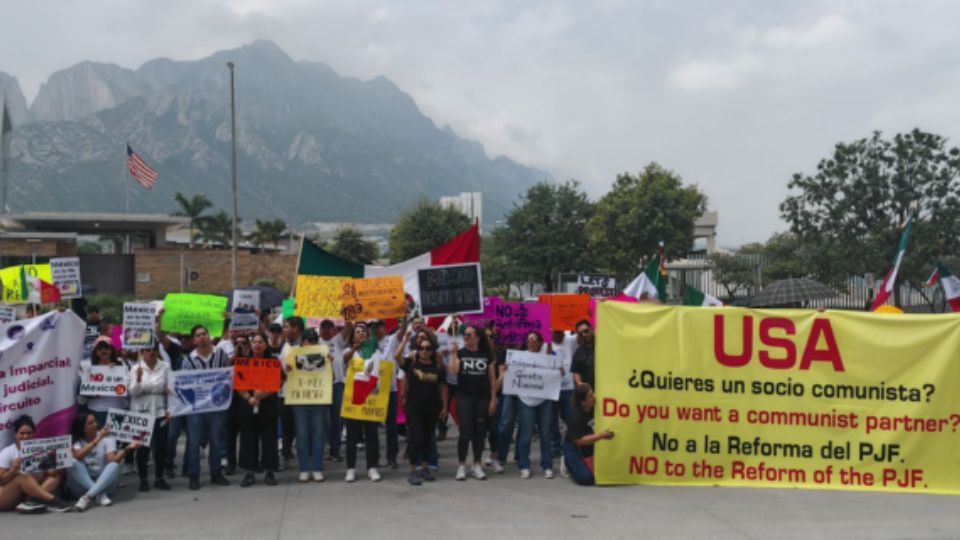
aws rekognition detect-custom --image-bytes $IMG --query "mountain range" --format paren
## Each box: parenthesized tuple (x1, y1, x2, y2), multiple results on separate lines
(0, 40, 548, 228)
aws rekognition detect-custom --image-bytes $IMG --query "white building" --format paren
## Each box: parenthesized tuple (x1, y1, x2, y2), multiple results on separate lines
(439, 192, 482, 227)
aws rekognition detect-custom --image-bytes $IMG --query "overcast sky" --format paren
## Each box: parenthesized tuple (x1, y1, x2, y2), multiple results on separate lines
(3, 0, 960, 247)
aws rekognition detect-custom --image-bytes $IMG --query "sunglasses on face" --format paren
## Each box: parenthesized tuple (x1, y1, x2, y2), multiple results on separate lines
(418, 346, 434, 351)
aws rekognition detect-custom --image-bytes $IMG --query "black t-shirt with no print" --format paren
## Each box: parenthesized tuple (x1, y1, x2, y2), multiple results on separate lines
(571, 344, 595, 389)
(566, 404, 595, 458)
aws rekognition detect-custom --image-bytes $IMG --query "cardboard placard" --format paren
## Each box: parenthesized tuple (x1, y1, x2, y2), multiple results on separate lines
(502, 349, 562, 401)
(233, 357, 282, 392)
(80, 365, 129, 397)
(340, 276, 405, 321)
(122, 302, 156, 350)
(295, 275, 347, 320)
(167, 368, 234, 417)
(106, 408, 155, 445)
(21, 435, 73, 473)
(50, 257, 82, 299)
(283, 345, 333, 404)
(417, 263, 484, 316)
(539, 293, 591, 332)
(230, 290, 261, 331)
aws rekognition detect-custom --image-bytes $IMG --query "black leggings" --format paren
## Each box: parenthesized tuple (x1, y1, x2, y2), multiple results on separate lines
(405, 401, 439, 467)
(456, 393, 489, 463)
(238, 395, 280, 472)
(136, 419, 169, 481)
(345, 420, 380, 469)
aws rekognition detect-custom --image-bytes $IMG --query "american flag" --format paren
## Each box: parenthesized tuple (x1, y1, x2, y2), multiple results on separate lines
(126, 144, 158, 189)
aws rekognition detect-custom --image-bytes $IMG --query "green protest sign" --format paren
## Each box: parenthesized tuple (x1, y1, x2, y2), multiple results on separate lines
(160, 293, 228, 337)
(282, 298, 295, 320)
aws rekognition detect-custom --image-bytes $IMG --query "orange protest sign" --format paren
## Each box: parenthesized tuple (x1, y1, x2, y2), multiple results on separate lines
(340, 276, 406, 321)
(539, 293, 591, 331)
(233, 357, 282, 392)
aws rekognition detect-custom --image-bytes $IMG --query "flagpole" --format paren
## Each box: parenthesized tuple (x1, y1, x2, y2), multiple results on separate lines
(227, 61, 238, 290)
(124, 143, 130, 254)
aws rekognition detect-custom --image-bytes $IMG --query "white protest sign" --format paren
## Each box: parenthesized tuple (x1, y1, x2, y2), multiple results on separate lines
(0, 311, 85, 448)
(230, 290, 260, 331)
(21, 435, 74, 472)
(122, 302, 156, 350)
(0, 306, 15, 324)
(502, 350, 562, 401)
(79, 365, 129, 397)
(50, 257, 82, 299)
(106, 408, 155, 445)
(167, 368, 233, 417)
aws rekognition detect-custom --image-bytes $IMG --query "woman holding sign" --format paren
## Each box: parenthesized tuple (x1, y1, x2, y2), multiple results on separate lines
(83, 341, 128, 427)
(449, 322, 497, 481)
(237, 333, 280, 487)
(513, 331, 556, 479)
(129, 342, 171, 492)
(341, 323, 383, 483)
(68, 412, 142, 511)
(0, 416, 73, 513)
(396, 328, 448, 485)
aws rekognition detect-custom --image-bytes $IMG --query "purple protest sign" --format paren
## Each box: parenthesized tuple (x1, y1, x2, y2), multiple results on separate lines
(462, 296, 501, 329)
(492, 302, 551, 346)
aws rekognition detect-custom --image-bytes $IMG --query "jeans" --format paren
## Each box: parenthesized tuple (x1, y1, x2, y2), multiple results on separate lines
(166, 415, 186, 469)
(293, 405, 329, 473)
(186, 410, 227, 478)
(562, 441, 594, 485)
(551, 390, 573, 454)
(385, 391, 399, 463)
(517, 400, 554, 471)
(67, 460, 119, 498)
(328, 382, 344, 458)
(497, 394, 519, 463)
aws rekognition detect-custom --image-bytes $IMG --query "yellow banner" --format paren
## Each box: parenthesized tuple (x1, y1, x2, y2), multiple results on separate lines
(0, 264, 52, 304)
(294, 275, 346, 320)
(595, 302, 960, 494)
(341, 356, 394, 422)
(340, 276, 405, 322)
(284, 345, 333, 405)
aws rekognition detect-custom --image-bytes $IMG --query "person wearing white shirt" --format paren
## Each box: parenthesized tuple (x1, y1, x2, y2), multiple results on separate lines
(318, 319, 351, 462)
(0, 416, 72, 513)
(129, 343, 171, 492)
(513, 331, 556, 479)
(549, 331, 578, 460)
(69, 412, 142, 512)
(373, 320, 401, 468)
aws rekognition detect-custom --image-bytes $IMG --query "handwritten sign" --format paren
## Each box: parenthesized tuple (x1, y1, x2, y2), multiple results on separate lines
(233, 357, 282, 393)
(0, 306, 15, 324)
(21, 435, 73, 473)
(160, 293, 228, 338)
(50, 257, 82, 299)
(80, 365, 129, 397)
(494, 302, 551, 346)
(575, 274, 617, 297)
(284, 345, 333, 404)
(538, 293, 590, 332)
(0, 264, 52, 304)
(295, 275, 346, 320)
(106, 408, 155, 445)
(417, 263, 483, 316)
(340, 276, 405, 321)
(230, 290, 260, 331)
(502, 350, 562, 401)
(122, 302, 156, 350)
(167, 368, 234, 417)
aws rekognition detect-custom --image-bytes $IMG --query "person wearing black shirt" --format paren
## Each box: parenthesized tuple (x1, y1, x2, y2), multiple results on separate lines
(397, 331, 448, 485)
(449, 322, 496, 481)
(564, 383, 614, 486)
(570, 320, 596, 389)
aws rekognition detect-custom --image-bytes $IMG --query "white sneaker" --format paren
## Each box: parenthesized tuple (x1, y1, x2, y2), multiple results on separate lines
(123, 463, 135, 476)
(471, 464, 487, 480)
(345, 469, 356, 483)
(97, 493, 112, 507)
(73, 495, 92, 513)
(298, 472, 310, 483)
(491, 459, 504, 474)
(560, 460, 570, 478)
(312, 471, 325, 482)
(544, 469, 555, 479)
(520, 468, 531, 479)
(455, 465, 467, 481)
(368, 468, 381, 482)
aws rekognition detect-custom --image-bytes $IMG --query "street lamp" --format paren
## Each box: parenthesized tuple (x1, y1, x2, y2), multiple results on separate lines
(227, 61, 238, 289)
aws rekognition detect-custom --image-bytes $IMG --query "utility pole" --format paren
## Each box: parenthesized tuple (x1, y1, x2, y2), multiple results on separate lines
(227, 62, 238, 289)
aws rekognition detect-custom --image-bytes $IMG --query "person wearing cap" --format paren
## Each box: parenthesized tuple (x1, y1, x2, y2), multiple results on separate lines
(81, 340, 128, 427)
(318, 319, 352, 462)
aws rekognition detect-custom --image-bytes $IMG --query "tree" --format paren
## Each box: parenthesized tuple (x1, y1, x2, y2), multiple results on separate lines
(329, 227, 380, 264)
(172, 192, 213, 249)
(780, 129, 960, 296)
(486, 181, 594, 292)
(248, 219, 287, 250)
(587, 163, 708, 278)
(388, 198, 472, 263)
(197, 210, 237, 248)
(709, 252, 757, 299)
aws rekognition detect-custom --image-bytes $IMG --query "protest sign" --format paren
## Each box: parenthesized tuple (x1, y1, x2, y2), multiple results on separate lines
(79, 365, 128, 397)
(106, 408, 155, 445)
(21, 435, 73, 473)
(233, 357, 283, 393)
(340, 276, 405, 322)
(595, 302, 960, 494)
(50, 257, 82, 299)
(82, 325, 99, 360)
(282, 298, 295, 320)
(575, 274, 618, 297)
(417, 263, 483, 316)
(341, 356, 394, 422)
(1, 264, 54, 304)
(0, 311, 84, 448)
(0, 306, 15, 324)
(502, 350, 562, 401)
(167, 368, 234, 417)
(492, 302, 551, 346)
(539, 293, 591, 332)
(283, 345, 333, 404)
(589, 295, 637, 328)
(122, 302, 156, 349)
(462, 296, 501, 329)
(230, 290, 260, 331)
(159, 293, 228, 338)
(295, 275, 346, 320)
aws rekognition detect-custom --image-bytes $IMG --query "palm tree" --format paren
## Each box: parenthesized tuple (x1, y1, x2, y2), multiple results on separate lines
(248, 218, 286, 250)
(197, 210, 236, 248)
(172, 192, 213, 248)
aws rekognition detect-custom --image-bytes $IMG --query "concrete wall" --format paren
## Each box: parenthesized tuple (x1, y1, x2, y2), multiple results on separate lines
(79, 254, 135, 295)
(134, 249, 298, 300)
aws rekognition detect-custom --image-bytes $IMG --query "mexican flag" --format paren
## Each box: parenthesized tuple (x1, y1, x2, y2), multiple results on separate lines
(870, 215, 914, 312)
(297, 222, 480, 312)
(683, 285, 723, 307)
(623, 250, 666, 302)
(930, 261, 960, 312)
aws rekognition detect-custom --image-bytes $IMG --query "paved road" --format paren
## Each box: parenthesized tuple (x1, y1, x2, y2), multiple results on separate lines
(4, 432, 959, 539)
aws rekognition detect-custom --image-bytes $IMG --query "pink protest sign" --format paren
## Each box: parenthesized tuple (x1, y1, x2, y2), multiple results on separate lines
(110, 325, 123, 350)
(462, 296, 501, 329)
(491, 302, 551, 346)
